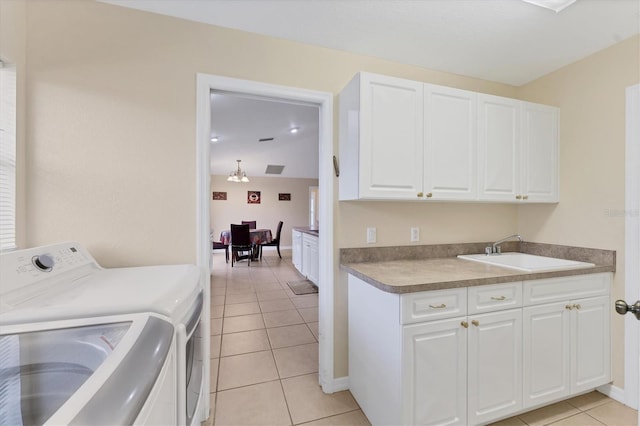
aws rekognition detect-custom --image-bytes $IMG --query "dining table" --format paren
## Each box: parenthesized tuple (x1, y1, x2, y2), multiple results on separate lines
(220, 228, 272, 260)
(219, 228, 273, 246)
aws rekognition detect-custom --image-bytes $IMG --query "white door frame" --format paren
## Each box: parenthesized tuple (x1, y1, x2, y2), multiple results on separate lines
(195, 74, 336, 398)
(624, 83, 640, 411)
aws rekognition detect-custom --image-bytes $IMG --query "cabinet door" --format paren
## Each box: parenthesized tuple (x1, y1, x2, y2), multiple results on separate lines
(292, 231, 302, 273)
(523, 302, 571, 408)
(468, 309, 522, 425)
(424, 84, 477, 200)
(302, 237, 310, 278)
(304, 235, 319, 285)
(521, 102, 559, 203)
(478, 95, 520, 202)
(359, 73, 424, 199)
(403, 318, 467, 426)
(572, 296, 611, 393)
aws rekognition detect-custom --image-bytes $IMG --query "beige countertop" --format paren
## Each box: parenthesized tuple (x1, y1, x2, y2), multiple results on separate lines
(340, 242, 616, 294)
(293, 226, 319, 236)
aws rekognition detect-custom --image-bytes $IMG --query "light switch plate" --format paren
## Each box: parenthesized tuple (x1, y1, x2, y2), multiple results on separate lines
(411, 227, 420, 242)
(367, 227, 376, 244)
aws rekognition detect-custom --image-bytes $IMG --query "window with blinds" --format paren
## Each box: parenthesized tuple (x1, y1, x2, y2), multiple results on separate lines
(0, 62, 17, 251)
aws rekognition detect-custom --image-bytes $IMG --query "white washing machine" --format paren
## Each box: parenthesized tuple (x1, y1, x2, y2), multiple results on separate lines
(0, 242, 207, 425)
(1, 312, 176, 425)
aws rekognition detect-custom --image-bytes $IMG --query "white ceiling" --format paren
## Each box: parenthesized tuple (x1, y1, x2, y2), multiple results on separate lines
(210, 93, 319, 179)
(102, 0, 639, 86)
(101, 0, 640, 179)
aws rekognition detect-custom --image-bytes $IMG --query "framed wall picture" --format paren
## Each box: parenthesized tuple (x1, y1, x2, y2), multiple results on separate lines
(278, 193, 291, 201)
(212, 191, 227, 200)
(247, 191, 261, 204)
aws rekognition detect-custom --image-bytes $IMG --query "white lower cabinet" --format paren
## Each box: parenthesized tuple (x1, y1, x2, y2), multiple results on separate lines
(348, 272, 611, 426)
(403, 309, 522, 426)
(293, 230, 319, 286)
(292, 230, 302, 272)
(468, 309, 522, 425)
(302, 233, 319, 285)
(523, 295, 610, 409)
(403, 318, 468, 426)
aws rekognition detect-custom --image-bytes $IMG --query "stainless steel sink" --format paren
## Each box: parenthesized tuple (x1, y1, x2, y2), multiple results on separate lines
(457, 252, 595, 272)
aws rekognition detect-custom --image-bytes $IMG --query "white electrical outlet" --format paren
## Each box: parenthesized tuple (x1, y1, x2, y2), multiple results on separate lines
(411, 227, 420, 242)
(367, 227, 377, 243)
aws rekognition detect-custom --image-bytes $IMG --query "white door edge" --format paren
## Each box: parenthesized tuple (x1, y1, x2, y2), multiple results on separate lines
(195, 74, 335, 405)
(624, 83, 640, 411)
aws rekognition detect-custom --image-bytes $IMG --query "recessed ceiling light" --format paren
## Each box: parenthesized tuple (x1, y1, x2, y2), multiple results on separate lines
(289, 127, 300, 134)
(210, 136, 219, 142)
(522, 0, 577, 12)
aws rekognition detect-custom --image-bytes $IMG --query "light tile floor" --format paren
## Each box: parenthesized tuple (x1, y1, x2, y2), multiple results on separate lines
(203, 250, 369, 426)
(491, 391, 638, 426)
(203, 250, 638, 426)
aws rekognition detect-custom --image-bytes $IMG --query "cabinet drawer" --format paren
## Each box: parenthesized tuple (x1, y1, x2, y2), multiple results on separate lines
(523, 273, 611, 306)
(468, 282, 522, 314)
(401, 288, 467, 324)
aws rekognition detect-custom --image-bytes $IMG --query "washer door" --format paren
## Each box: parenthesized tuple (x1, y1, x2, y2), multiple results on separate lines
(0, 321, 131, 425)
(68, 316, 174, 425)
(0, 315, 174, 425)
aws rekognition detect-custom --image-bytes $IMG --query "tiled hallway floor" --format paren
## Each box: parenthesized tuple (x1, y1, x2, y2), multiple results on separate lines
(203, 250, 369, 426)
(490, 392, 638, 425)
(203, 250, 638, 426)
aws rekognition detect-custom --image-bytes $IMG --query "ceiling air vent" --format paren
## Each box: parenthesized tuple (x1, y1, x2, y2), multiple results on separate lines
(265, 165, 285, 175)
(258, 137, 275, 142)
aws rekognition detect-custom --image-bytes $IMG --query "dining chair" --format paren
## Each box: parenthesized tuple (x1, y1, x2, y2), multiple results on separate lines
(260, 221, 283, 259)
(210, 231, 229, 263)
(241, 220, 257, 230)
(212, 241, 229, 263)
(230, 224, 253, 267)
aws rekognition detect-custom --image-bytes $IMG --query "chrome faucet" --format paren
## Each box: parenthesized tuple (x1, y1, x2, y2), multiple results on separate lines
(487, 234, 522, 255)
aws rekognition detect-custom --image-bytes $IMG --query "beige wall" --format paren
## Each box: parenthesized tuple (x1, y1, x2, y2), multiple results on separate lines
(10, 0, 638, 384)
(516, 35, 640, 387)
(20, 0, 518, 269)
(210, 175, 318, 248)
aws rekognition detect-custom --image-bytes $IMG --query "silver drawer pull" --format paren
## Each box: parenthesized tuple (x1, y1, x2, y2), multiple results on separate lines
(490, 296, 507, 301)
(429, 303, 447, 309)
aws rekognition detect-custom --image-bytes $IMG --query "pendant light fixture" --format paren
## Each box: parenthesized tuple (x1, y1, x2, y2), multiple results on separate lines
(227, 160, 250, 183)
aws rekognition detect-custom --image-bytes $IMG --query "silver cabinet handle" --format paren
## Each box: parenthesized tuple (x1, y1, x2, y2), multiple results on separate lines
(429, 303, 446, 309)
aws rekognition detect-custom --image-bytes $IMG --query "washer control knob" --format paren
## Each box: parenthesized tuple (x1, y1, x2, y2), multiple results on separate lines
(33, 254, 54, 272)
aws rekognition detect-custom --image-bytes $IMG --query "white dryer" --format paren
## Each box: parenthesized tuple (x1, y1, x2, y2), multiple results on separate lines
(0, 242, 207, 425)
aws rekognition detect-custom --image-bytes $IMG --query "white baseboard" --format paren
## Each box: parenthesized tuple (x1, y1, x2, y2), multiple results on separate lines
(597, 383, 627, 405)
(260, 245, 292, 251)
(322, 376, 349, 393)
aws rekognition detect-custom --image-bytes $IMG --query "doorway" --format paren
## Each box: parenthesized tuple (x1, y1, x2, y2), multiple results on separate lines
(195, 75, 335, 409)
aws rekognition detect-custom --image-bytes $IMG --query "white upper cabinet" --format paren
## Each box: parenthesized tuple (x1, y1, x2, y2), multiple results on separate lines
(339, 72, 424, 200)
(339, 72, 559, 203)
(478, 94, 521, 201)
(424, 84, 477, 200)
(521, 102, 560, 203)
(478, 95, 559, 203)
